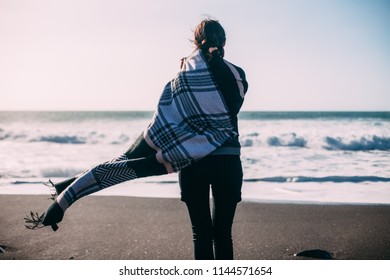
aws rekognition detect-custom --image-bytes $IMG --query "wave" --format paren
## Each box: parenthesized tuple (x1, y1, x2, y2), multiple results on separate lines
(0, 130, 131, 145)
(267, 133, 307, 148)
(40, 168, 83, 178)
(324, 136, 390, 151)
(11, 180, 46, 185)
(239, 132, 258, 147)
(0, 168, 84, 180)
(239, 132, 390, 151)
(32, 135, 87, 144)
(0, 130, 27, 141)
(244, 176, 390, 183)
(240, 132, 308, 148)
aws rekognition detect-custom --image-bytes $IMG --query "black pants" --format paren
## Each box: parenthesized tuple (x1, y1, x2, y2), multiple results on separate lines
(179, 155, 243, 260)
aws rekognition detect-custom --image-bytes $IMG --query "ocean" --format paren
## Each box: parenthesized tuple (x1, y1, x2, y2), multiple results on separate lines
(0, 111, 389, 204)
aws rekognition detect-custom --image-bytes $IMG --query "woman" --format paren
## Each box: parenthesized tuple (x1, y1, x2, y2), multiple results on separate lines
(179, 19, 248, 260)
(27, 18, 248, 260)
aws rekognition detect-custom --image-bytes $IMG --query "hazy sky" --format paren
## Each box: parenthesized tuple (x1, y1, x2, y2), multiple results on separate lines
(1, 0, 389, 111)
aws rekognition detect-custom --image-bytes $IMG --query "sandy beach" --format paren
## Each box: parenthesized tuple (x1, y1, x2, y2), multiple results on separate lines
(0, 194, 389, 260)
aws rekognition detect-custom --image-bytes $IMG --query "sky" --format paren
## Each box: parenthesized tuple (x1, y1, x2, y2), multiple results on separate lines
(0, 0, 389, 111)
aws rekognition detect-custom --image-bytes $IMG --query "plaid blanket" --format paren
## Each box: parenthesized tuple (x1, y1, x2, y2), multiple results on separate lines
(144, 50, 238, 173)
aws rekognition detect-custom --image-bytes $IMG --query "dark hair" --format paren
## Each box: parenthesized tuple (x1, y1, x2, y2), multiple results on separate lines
(193, 19, 226, 57)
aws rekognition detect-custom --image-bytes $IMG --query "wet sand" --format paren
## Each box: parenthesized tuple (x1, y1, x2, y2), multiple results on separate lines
(0, 195, 389, 260)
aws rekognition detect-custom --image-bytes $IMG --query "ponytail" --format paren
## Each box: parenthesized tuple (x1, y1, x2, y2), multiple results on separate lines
(193, 19, 226, 58)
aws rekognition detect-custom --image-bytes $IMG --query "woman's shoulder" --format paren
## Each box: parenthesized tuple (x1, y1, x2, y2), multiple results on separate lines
(223, 60, 246, 79)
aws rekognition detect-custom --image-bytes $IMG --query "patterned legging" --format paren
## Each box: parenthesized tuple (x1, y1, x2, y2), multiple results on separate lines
(55, 134, 167, 211)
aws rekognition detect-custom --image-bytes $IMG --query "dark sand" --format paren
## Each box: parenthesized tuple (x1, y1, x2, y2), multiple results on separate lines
(0, 195, 389, 260)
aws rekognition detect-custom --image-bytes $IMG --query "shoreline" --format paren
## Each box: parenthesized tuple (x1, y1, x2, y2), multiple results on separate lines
(1, 179, 390, 205)
(1, 194, 389, 260)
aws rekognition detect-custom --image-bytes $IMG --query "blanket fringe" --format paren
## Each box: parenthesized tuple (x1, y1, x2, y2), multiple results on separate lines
(24, 211, 45, 230)
(24, 179, 57, 230)
(43, 179, 57, 201)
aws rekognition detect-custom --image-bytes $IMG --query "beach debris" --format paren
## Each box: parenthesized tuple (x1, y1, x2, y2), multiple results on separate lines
(294, 249, 333, 259)
(0, 245, 17, 253)
(24, 211, 45, 230)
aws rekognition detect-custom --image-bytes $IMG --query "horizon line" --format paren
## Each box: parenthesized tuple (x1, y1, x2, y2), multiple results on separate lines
(0, 109, 389, 113)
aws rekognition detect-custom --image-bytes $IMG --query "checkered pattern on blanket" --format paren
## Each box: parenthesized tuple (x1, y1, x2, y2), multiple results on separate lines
(144, 50, 238, 173)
